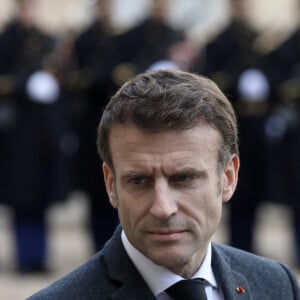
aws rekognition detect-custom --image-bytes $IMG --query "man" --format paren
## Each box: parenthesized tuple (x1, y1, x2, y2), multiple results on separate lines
(71, 0, 119, 251)
(202, 0, 270, 253)
(114, 0, 184, 83)
(27, 70, 300, 299)
(264, 1, 300, 267)
(0, 0, 68, 273)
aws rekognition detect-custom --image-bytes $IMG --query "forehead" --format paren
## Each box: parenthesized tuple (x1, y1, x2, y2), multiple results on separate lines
(108, 123, 222, 168)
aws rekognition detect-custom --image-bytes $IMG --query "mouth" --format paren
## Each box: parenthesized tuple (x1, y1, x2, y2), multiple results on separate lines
(146, 230, 187, 242)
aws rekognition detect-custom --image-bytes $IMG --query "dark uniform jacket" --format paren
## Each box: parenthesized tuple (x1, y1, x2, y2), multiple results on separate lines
(203, 20, 268, 214)
(264, 29, 300, 209)
(117, 18, 184, 73)
(72, 19, 120, 201)
(0, 21, 67, 213)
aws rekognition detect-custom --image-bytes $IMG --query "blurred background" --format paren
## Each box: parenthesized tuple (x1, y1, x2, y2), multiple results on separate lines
(1, 0, 300, 298)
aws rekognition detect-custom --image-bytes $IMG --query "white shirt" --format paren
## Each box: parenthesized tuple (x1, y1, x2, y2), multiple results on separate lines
(121, 230, 224, 300)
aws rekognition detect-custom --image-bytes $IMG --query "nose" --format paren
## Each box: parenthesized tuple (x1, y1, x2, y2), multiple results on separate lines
(149, 179, 178, 219)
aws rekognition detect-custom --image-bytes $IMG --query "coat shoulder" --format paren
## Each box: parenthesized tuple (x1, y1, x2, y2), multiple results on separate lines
(212, 243, 300, 298)
(213, 243, 292, 274)
(26, 251, 112, 300)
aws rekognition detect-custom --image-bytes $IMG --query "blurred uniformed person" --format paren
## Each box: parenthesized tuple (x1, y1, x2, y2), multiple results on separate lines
(115, 0, 184, 84)
(202, 0, 270, 253)
(71, 0, 119, 251)
(264, 0, 300, 266)
(0, 0, 68, 273)
(0, 29, 15, 207)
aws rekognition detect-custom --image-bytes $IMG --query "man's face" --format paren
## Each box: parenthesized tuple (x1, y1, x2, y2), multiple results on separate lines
(103, 122, 239, 278)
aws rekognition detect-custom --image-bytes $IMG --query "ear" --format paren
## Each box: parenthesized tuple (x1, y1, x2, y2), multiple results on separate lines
(222, 154, 240, 203)
(103, 162, 118, 208)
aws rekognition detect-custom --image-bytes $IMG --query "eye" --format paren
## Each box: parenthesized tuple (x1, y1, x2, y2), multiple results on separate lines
(170, 174, 198, 188)
(172, 174, 194, 183)
(128, 176, 146, 185)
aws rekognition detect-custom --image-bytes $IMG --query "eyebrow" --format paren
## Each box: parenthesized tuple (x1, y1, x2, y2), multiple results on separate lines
(171, 168, 207, 178)
(120, 170, 147, 181)
(120, 167, 207, 179)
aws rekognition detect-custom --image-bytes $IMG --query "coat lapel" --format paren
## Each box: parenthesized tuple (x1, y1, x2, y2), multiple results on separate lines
(103, 227, 254, 300)
(103, 226, 156, 300)
(212, 244, 253, 300)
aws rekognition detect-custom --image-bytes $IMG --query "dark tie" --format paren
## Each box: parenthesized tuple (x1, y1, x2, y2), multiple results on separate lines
(165, 278, 207, 300)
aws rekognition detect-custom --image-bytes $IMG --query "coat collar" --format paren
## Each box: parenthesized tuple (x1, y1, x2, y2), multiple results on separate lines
(103, 226, 156, 300)
(212, 244, 252, 300)
(103, 227, 253, 300)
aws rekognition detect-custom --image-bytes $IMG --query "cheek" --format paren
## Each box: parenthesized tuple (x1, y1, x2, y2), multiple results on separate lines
(116, 189, 149, 229)
(185, 188, 223, 227)
(204, 197, 223, 231)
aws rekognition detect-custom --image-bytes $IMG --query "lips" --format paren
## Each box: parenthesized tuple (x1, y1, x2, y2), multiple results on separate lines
(149, 230, 185, 234)
(146, 230, 187, 242)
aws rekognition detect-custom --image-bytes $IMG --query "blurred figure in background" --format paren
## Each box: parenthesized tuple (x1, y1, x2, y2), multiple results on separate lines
(148, 37, 202, 73)
(0, 28, 15, 208)
(201, 0, 270, 253)
(114, 0, 185, 84)
(264, 0, 300, 267)
(0, 0, 69, 273)
(71, 0, 119, 251)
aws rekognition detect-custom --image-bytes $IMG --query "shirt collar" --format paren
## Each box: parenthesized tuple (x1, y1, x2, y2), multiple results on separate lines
(121, 230, 218, 297)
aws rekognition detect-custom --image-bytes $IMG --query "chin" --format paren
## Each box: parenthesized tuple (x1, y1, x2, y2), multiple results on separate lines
(147, 247, 191, 270)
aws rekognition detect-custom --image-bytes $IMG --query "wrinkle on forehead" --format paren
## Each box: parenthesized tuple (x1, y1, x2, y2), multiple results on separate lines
(109, 123, 221, 153)
(109, 123, 221, 174)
